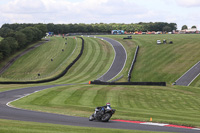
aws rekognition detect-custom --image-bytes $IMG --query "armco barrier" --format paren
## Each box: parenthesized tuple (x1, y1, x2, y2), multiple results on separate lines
(90, 80, 166, 86)
(128, 46, 139, 82)
(0, 37, 84, 84)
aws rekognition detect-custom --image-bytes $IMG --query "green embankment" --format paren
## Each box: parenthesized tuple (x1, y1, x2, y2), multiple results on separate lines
(0, 36, 114, 83)
(105, 34, 200, 85)
(0, 119, 170, 133)
(50, 37, 114, 84)
(1, 37, 77, 81)
(12, 84, 200, 127)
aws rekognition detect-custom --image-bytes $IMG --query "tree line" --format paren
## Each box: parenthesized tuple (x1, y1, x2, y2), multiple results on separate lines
(46, 22, 177, 34)
(0, 24, 47, 61)
(0, 22, 177, 61)
(1, 22, 177, 35)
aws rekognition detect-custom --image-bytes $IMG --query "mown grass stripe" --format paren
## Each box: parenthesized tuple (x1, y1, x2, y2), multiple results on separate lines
(74, 38, 114, 83)
(62, 38, 95, 83)
(1, 37, 76, 81)
(49, 86, 79, 106)
(79, 87, 101, 106)
(64, 86, 88, 105)
(93, 87, 108, 106)
(70, 38, 101, 83)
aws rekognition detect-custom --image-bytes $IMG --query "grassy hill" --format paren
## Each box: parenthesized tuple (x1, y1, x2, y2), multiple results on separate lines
(2, 34, 200, 131)
(0, 37, 78, 81)
(0, 36, 114, 83)
(48, 36, 114, 84)
(106, 34, 200, 85)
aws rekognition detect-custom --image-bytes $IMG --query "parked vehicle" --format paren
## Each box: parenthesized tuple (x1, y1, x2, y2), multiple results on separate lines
(123, 36, 132, 39)
(157, 40, 161, 44)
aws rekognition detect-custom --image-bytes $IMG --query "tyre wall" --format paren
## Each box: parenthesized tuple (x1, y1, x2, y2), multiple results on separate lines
(91, 80, 166, 86)
(128, 45, 139, 82)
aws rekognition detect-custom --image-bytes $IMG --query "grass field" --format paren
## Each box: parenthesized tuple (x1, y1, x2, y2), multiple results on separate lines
(12, 84, 200, 127)
(49, 36, 114, 84)
(0, 36, 114, 84)
(106, 34, 200, 85)
(2, 34, 200, 131)
(0, 37, 79, 81)
(0, 119, 171, 133)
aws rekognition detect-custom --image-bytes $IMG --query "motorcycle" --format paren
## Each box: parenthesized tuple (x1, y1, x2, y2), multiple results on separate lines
(89, 107, 115, 122)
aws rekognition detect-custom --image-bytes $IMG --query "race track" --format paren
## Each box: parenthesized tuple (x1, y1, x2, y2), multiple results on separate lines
(175, 61, 200, 86)
(0, 37, 199, 133)
(96, 37, 127, 81)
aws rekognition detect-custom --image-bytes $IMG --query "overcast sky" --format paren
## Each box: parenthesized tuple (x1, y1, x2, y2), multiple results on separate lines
(0, 0, 200, 30)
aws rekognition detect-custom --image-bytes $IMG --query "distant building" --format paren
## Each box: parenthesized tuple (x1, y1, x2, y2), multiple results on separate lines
(46, 32, 54, 36)
(111, 30, 124, 34)
(179, 28, 198, 34)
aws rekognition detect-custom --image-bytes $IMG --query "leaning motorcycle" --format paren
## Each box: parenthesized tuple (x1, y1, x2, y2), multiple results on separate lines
(89, 107, 115, 122)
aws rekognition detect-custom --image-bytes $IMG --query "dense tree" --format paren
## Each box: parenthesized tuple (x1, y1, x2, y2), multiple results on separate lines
(35, 24, 48, 37)
(0, 39, 11, 57)
(0, 24, 45, 61)
(0, 52, 3, 61)
(0, 22, 178, 34)
(163, 26, 172, 32)
(14, 31, 27, 49)
(47, 23, 55, 32)
(182, 25, 188, 30)
(20, 27, 34, 43)
(0, 27, 14, 38)
(192, 25, 197, 29)
(4, 37, 18, 53)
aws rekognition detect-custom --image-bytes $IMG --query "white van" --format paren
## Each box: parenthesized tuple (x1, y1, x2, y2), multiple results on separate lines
(157, 40, 161, 44)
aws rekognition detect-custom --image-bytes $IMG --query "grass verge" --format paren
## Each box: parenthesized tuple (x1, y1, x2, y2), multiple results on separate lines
(0, 119, 169, 133)
(11, 84, 200, 128)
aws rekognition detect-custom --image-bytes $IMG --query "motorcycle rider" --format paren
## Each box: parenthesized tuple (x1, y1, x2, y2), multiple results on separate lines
(95, 103, 112, 115)
(89, 102, 115, 121)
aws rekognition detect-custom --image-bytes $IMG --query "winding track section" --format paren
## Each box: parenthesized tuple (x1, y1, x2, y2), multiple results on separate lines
(175, 61, 200, 86)
(0, 37, 199, 133)
(96, 37, 127, 81)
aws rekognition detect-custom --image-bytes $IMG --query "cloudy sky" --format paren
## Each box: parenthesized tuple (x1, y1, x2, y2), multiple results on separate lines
(0, 0, 200, 30)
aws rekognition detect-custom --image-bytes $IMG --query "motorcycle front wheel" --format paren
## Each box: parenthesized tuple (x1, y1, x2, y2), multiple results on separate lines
(101, 113, 111, 122)
(89, 114, 95, 121)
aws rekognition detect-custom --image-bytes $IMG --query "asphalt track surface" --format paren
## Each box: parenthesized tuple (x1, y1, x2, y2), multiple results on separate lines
(96, 37, 127, 82)
(175, 61, 200, 86)
(0, 37, 199, 132)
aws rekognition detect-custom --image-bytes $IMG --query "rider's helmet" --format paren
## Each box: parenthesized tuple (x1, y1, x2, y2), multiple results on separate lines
(106, 103, 111, 107)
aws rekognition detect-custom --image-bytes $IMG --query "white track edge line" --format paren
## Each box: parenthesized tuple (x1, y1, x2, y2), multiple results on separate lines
(6, 91, 40, 110)
(141, 122, 169, 126)
(96, 37, 127, 81)
(96, 37, 116, 81)
(187, 72, 200, 86)
(174, 61, 200, 84)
